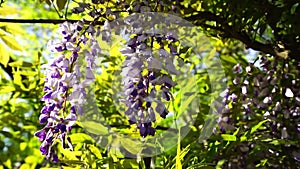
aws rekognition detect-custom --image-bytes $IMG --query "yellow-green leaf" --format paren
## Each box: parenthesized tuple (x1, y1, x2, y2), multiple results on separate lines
(250, 120, 268, 134)
(88, 144, 102, 159)
(69, 133, 94, 144)
(177, 77, 198, 118)
(1, 23, 26, 35)
(81, 121, 109, 135)
(0, 5, 19, 16)
(24, 156, 37, 164)
(60, 148, 79, 160)
(221, 134, 237, 141)
(20, 142, 27, 151)
(176, 128, 182, 169)
(13, 72, 23, 86)
(120, 138, 142, 155)
(0, 44, 9, 67)
(19, 163, 30, 169)
(1, 35, 23, 51)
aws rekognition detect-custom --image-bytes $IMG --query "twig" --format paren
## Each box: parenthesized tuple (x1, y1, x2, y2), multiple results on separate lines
(0, 18, 104, 25)
(65, 0, 71, 19)
(185, 11, 282, 58)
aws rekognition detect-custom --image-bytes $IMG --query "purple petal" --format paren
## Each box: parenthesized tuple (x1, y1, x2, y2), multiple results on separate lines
(168, 44, 177, 55)
(52, 154, 59, 163)
(139, 124, 147, 137)
(137, 81, 144, 89)
(35, 130, 46, 141)
(146, 102, 151, 108)
(129, 115, 136, 124)
(70, 106, 76, 114)
(160, 109, 168, 118)
(42, 92, 53, 100)
(86, 68, 95, 80)
(165, 57, 179, 75)
(130, 89, 138, 97)
(147, 126, 155, 136)
(155, 101, 165, 115)
(39, 114, 49, 124)
(55, 46, 64, 52)
(40, 144, 49, 155)
(148, 107, 156, 121)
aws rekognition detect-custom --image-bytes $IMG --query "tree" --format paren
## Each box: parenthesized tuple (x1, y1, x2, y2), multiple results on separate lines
(0, 0, 299, 168)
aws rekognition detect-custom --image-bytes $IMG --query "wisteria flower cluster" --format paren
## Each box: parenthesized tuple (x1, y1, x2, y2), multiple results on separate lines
(217, 55, 300, 166)
(35, 21, 100, 162)
(120, 32, 180, 137)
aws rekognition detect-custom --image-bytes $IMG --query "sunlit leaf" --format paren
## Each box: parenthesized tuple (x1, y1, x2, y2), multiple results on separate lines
(120, 159, 139, 169)
(221, 134, 237, 141)
(0, 43, 9, 67)
(81, 121, 109, 135)
(20, 142, 27, 151)
(69, 133, 94, 144)
(220, 55, 237, 65)
(250, 120, 268, 134)
(19, 163, 30, 169)
(8, 61, 33, 67)
(13, 71, 26, 90)
(120, 137, 142, 155)
(176, 77, 198, 118)
(0, 5, 19, 16)
(1, 35, 23, 51)
(176, 128, 182, 169)
(0, 23, 26, 35)
(88, 144, 102, 159)
(60, 148, 79, 160)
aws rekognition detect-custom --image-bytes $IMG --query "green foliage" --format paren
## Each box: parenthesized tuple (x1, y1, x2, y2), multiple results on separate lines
(0, 0, 300, 169)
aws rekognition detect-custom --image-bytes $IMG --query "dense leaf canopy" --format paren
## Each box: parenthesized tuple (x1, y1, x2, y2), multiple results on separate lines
(0, 0, 299, 169)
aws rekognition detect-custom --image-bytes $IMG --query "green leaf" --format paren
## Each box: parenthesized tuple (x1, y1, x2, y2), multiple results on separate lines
(1, 35, 23, 51)
(81, 121, 109, 135)
(56, 0, 67, 10)
(120, 159, 139, 169)
(176, 128, 182, 169)
(0, 44, 9, 67)
(0, 5, 20, 16)
(13, 71, 28, 91)
(120, 138, 142, 155)
(20, 142, 27, 151)
(0, 23, 26, 35)
(88, 144, 102, 159)
(60, 148, 80, 160)
(250, 120, 268, 134)
(220, 55, 237, 65)
(19, 163, 30, 169)
(291, 3, 299, 14)
(69, 133, 94, 144)
(221, 134, 237, 141)
(233, 127, 240, 136)
(8, 61, 33, 67)
(177, 77, 198, 118)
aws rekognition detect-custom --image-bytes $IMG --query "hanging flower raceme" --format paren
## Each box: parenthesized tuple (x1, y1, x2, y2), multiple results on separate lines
(120, 32, 180, 137)
(217, 55, 300, 164)
(35, 21, 100, 162)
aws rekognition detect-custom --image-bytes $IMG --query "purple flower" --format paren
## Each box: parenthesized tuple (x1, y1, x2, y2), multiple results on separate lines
(40, 144, 49, 155)
(120, 33, 178, 137)
(52, 154, 59, 163)
(36, 21, 100, 162)
(35, 130, 46, 141)
(138, 123, 156, 138)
